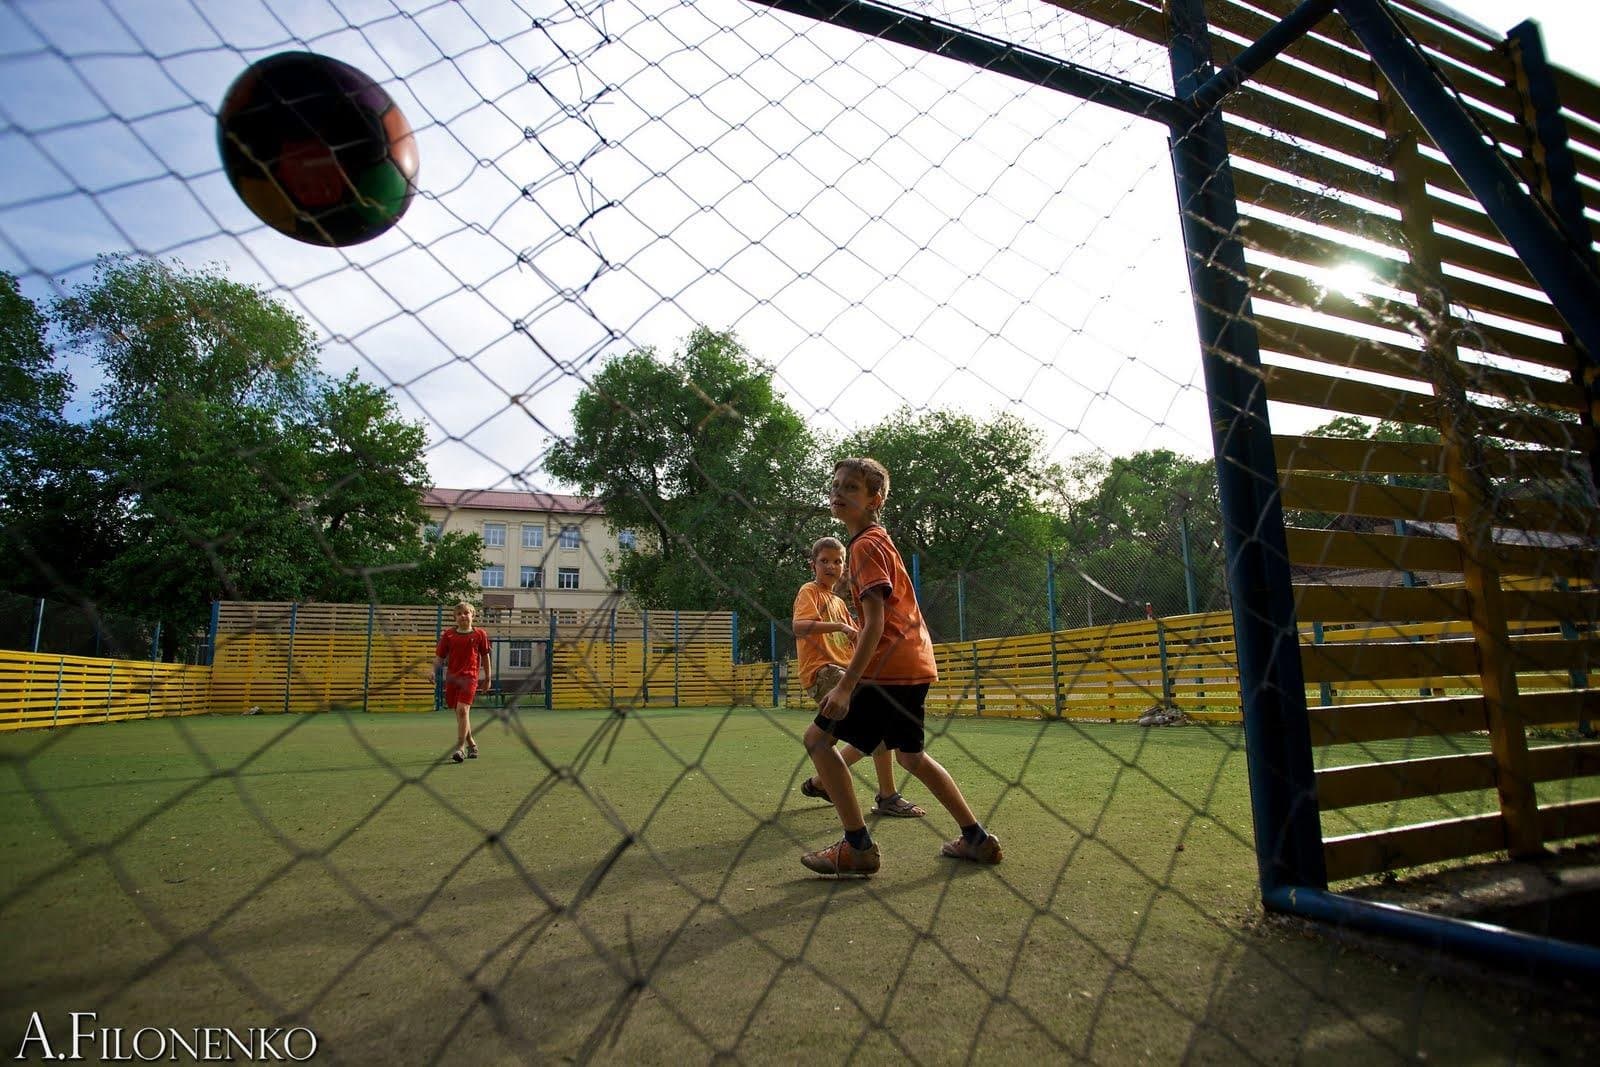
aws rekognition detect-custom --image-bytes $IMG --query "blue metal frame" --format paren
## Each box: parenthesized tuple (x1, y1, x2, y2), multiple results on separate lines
(739, 0, 1600, 980)
(1166, 0, 1325, 896)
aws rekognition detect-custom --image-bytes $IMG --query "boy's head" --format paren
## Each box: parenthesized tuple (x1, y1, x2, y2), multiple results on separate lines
(809, 536, 845, 586)
(453, 601, 474, 628)
(830, 457, 889, 525)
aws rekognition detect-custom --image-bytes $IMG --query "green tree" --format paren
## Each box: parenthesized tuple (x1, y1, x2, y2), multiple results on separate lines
(0, 273, 127, 602)
(544, 327, 824, 650)
(1053, 449, 1225, 626)
(839, 408, 1064, 638)
(10, 255, 479, 655)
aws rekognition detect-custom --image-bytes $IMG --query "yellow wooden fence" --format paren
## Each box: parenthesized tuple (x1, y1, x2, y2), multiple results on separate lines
(0, 650, 211, 731)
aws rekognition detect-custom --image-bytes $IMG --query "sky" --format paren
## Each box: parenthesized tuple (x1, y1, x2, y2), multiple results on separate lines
(1, 0, 1596, 496)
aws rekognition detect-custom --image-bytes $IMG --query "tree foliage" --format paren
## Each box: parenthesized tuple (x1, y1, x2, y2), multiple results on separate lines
(0, 257, 480, 656)
(544, 327, 825, 646)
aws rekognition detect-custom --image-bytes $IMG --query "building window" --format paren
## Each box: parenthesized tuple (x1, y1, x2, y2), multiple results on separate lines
(618, 529, 636, 551)
(484, 522, 506, 547)
(559, 525, 580, 550)
(522, 524, 544, 549)
(423, 522, 441, 541)
(509, 641, 533, 669)
(482, 565, 505, 588)
(557, 567, 580, 590)
(520, 566, 542, 588)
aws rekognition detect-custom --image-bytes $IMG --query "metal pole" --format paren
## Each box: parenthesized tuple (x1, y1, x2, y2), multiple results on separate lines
(206, 600, 221, 667)
(361, 602, 375, 714)
(1046, 552, 1057, 632)
(730, 611, 740, 664)
(1312, 621, 1332, 707)
(435, 605, 444, 711)
(283, 603, 297, 715)
(770, 618, 780, 708)
(957, 572, 966, 642)
(31, 598, 43, 653)
(1180, 513, 1198, 614)
(149, 621, 162, 662)
(1506, 18, 1600, 497)
(674, 611, 681, 708)
(911, 552, 921, 602)
(546, 614, 556, 710)
(1336, 0, 1600, 359)
(1169, 0, 1323, 894)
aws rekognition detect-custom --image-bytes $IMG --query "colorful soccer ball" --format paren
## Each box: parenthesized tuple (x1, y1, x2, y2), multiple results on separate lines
(217, 52, 418, 247)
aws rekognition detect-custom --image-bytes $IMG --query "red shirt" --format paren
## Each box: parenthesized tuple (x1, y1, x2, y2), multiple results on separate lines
(847, 524, 937, 685)
(436, 627, 489, 681)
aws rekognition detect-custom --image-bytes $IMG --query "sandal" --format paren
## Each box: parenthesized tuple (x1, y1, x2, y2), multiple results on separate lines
(450, 748, 465, 764)
(466, 742, 479, 759)
(871, 792, 926, 818)
(799, 777, 831, 803)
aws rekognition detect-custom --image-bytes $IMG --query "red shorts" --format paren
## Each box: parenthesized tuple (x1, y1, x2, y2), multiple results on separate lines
(444, 679, 478, 709)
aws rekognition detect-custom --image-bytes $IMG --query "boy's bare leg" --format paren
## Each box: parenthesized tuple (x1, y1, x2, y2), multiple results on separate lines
(454, 705, 472, 749)
(869, 743, 897, 797)
(895, 750, 976, 826)
(803, 723, 864, 829)
(802, 743, 866, 794)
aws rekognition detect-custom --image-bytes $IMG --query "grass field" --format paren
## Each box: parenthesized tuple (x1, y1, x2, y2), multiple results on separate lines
(1, 707, 1597, 1064)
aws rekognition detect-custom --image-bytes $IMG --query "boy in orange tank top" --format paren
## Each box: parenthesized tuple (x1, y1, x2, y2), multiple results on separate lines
(801, 458, 1001, 877)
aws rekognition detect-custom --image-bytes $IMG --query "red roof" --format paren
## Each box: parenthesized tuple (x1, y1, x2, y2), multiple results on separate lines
(424, 488, 605, 515)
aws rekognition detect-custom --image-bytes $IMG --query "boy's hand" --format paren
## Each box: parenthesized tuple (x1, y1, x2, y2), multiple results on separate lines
(819, 681, 852, 721)
(840, 621, 859, 641)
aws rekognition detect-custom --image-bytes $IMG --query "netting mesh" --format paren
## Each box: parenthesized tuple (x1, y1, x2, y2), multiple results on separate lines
(2, 0, 1599, 1061)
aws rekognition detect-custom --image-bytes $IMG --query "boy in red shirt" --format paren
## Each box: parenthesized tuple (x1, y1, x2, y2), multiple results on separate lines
(794, 535, 924, 818)
(434, 601, 491, 763)
(803, 457, 1002, 877)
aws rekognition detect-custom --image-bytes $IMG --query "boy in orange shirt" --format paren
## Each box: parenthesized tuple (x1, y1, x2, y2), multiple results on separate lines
(802, 457, 1002, 877)
(794, 535, 925, 819)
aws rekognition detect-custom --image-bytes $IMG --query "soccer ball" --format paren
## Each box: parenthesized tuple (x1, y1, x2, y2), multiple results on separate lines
(217, 52, 418, 247)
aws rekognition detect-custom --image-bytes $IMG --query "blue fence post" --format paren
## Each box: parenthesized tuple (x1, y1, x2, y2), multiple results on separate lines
(1156, 615, 1172, 707)
(1046, 552, 1058, 632)
(770, 618, 780, 708)
(674, 611, 682, 708)
(52, 657, 64, 727)
(1311, 622, 1332, 707)
(1180, 513, 1198, 614)
(1169, 0, 1322, 893)
(957, 572, 967, 642)
(31, 598, 44, 653)
(911, 552, 920, 602)
(361, 602, 375, 714)
(149, 621, 162, 662)
(283, 602, 298, 715)
(610, 607, 618, 707)
(730, 611, 739, 664)
(641, 609, 650, 704)
(206, 601, 221, 667)
(546, 614, 556, 710)
(434, 605, 444, 710)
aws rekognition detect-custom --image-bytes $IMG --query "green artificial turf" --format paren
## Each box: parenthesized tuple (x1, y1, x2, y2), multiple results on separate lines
(1, 708, 1595, 1064)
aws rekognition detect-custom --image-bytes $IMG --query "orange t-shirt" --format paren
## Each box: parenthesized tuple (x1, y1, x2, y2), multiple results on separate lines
(847, 524, 937, 685)
(793, 581, 854, 688)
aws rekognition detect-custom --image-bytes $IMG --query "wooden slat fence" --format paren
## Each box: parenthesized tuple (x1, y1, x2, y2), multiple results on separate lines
(0, 650, 211, 731)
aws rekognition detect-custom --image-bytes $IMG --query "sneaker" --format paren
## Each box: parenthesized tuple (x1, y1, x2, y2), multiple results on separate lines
(801, 838, 880, 878)
(450, 749, 465, 764)
(799, 777, 831, 803)
(872, 792, 926, 818)
(940, 833, 1002, 865)
(466, 743, 479, 759)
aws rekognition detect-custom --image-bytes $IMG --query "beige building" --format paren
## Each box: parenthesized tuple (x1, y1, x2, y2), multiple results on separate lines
(423, 488, 636, 617)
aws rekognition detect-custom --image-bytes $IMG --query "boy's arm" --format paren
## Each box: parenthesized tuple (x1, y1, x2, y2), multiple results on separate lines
(478, 633, 492, 683)
(818, 591, 884, 720)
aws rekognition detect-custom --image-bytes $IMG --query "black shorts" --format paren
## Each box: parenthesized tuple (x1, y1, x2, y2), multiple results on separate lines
(814, 683, 930, 755)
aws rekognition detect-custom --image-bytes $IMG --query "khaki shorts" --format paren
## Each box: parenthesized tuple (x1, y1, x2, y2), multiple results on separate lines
(806, 663, 846, 703)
